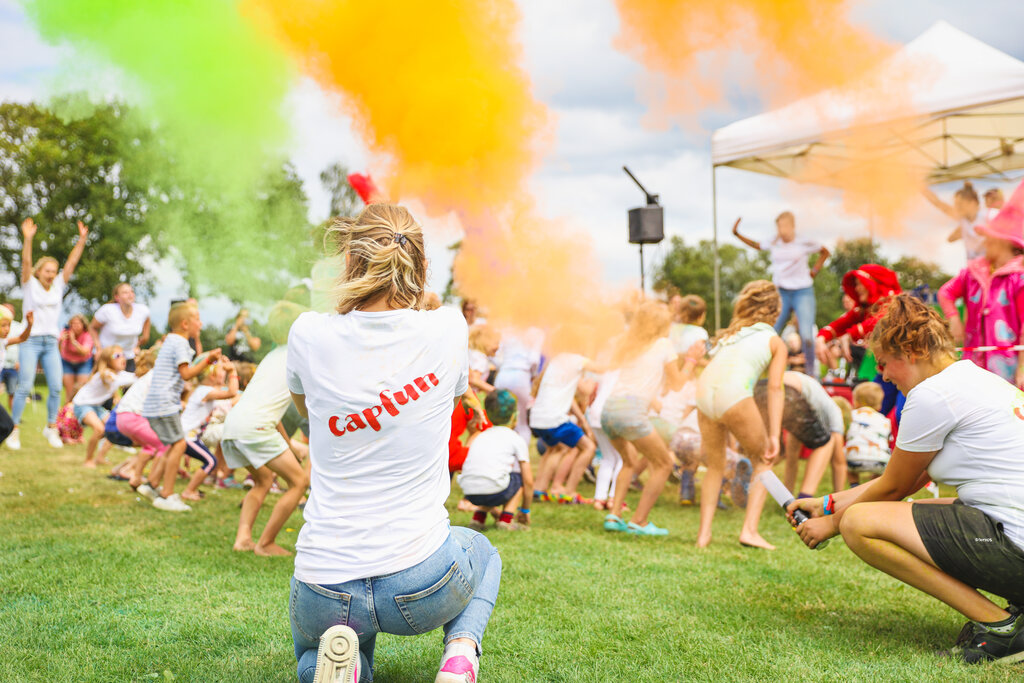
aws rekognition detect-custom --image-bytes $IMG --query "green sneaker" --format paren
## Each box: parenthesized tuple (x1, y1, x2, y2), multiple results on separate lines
(603, 514, 627, 532)
(957, 611, 1024, 665)
(627, 521, 668, 536)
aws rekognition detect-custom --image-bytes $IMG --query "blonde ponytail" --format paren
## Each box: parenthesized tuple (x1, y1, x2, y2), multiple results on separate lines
(327, 203, 427, 314)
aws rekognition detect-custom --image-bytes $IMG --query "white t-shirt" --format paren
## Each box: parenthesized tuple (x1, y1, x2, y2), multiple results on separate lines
(72, 370, 136, 407)
(181, 385, 218, 434)
(286, 307, 469, 585)
(845, 406, 891, 464)
(223, 346, 292, 442)
(767, 237, 821, 290)
(116, 371, 153, 415)
(669, 323, 709, 356)
(959, 217, 985, 261)
(660, 380, 698, 431)
(23, 275, 65, 337)
(609, 338, 677, 405)
(529, 353, 589, 430)
(457, 426, 529, 495)
(897, 361, 1024, 550)
(0, 338, 7, 370)
(94, 302, 150, 359)
(495, 330, 542, 375)
(586, 370, 620, 429)
(468, 349, 490, 377)
(3, 321, 24, 368)
(791, 372, 844, 435)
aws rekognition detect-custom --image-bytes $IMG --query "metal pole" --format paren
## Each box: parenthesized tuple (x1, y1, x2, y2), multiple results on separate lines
(639, 243, 645, 296)
(711, 164, 721, 330)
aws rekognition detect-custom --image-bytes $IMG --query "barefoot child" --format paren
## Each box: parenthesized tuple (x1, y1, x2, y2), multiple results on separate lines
(222, 300, 309, 556)
(178, 354, 238, 501)
(0, 308, 31, 445)
(142, 302, 220, 512)
(72, 345, 136, 467)
(459, 389, 533, 531)
(696, 280, 788, 549)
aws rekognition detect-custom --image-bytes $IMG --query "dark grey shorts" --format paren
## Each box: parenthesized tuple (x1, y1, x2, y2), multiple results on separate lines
(913, 500, 1024, 605)
(753, 382, 831, 450)
(146, 413, 185, 446)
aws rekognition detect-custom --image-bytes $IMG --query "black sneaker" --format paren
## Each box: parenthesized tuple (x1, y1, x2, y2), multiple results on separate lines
(958, 611, 1024, 665)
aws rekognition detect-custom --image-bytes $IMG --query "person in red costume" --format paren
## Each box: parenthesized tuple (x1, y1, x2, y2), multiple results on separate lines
(816, 264, 902, 369)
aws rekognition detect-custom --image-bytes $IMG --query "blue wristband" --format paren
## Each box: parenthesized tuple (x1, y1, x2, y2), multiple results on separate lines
(823, 494, 834, 516)
(518, 508, 530, 514)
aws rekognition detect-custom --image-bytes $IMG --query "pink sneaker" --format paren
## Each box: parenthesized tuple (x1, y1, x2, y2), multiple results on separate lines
(312, 625, 360, 683)
(435, 643, 479, 683)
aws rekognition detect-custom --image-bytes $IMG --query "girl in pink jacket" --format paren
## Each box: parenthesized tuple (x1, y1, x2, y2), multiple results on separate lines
(939, 180, 1024, 387)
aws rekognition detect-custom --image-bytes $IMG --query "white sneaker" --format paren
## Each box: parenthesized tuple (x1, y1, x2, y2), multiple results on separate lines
(436, 643, 479, 683)
(153, 493, 192, 512)
(137, 483, 160, 501)
(5, 427, 20, 450)
(42, 426, 63, 448)
(312, 625, 359, 683)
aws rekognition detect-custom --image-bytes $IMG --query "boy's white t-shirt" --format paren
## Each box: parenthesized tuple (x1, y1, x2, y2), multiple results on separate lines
(23, 275, 65, 337)
(286, 307, 469, 585)
(897, 361, 1024, 550)
(181, 385, 217, 434)
(609, 338, 677, 405)
(845, 406, 891, 464)
(457, 425, 529, 495)
(529, 353, 589, 430)
(116, 371, 153, 415)
(468, 349, 490, 377)
(72, 370, 136, 407)
(767, 238, 821, 290)
(223, 346, 291, 442)
(495, 331, 542, 375)
(94, 302, 150, 359)
(669, 323, 708, 356)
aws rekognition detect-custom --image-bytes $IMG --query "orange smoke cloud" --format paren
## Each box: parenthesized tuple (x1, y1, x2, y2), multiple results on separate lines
(614, 0, 930, 233)
(244, 0, 619, 340)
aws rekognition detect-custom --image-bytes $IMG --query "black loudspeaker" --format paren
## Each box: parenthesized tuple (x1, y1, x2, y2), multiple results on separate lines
(628, 206, 664, 244)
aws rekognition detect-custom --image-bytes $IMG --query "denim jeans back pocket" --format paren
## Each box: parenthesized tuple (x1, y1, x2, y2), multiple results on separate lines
(290, 579, 352, 645)
(394, 561, 473, 635)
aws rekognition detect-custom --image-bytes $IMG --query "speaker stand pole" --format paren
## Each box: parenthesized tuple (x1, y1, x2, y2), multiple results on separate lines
(639, 243, 645, 297)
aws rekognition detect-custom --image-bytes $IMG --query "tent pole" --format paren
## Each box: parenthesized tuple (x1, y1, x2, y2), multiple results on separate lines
(712, 164, 721, 331)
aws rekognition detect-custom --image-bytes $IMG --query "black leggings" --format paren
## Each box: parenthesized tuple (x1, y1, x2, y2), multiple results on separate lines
(0, 404, 12, 444)
(185, 438, 217, 474)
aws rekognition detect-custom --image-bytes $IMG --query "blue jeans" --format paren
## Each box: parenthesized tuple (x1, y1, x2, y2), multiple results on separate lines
(12, 335, 63, 425)
(290, 527, 501, 683)
(775, 286, 817, 377)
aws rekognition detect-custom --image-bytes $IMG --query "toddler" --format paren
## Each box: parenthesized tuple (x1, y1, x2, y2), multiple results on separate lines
(845, 382, 892, 484)
(178, 353, 238, 501)
(459, 390, 533, 531)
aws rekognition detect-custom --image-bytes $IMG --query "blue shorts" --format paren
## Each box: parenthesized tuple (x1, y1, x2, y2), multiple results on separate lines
(62, 358, 94, 375)
(73, 403, 109, 423)
(531, 421, 584, 448)
(465, 472, 523, 508)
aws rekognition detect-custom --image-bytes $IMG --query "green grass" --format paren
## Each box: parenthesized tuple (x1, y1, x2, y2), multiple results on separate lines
(0, 406, 1019, 682)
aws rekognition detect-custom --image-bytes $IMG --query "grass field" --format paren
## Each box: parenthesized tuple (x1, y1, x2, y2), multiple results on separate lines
(1, 406, 1019, 682)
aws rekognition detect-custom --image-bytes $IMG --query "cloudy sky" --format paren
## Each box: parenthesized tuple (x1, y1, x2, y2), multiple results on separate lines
(2, 0, 1024, 325)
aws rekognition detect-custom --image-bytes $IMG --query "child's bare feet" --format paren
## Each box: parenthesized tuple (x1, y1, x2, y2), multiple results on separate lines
(593, 500, 607, 511)
(180, 490, 202, 502)
(696, 531, 712, 548)
(738, 531, 776, 551)
(456, 499, 476, 512)
(95, 458, 109, 466)
(233, 539, 256, 552)
(254, 542, 292, 557)
(83, 460, 97, 469)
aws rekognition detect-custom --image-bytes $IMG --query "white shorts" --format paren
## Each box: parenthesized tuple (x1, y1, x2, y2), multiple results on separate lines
(695, 378, 752, 421)
(222, 433, 289, 470)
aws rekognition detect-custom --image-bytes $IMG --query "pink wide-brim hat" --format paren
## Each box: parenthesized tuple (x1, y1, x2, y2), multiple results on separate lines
(977, 178, 1024, 249)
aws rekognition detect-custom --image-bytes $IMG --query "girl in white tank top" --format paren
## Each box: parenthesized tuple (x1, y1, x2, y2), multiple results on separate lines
(695, 281, 788, 551)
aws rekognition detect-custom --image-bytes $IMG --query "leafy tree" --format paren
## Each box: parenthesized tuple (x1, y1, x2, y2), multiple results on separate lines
(653, 236, 771, 331)
(319, 161, 362, 219)
(0, 100, 158, 306)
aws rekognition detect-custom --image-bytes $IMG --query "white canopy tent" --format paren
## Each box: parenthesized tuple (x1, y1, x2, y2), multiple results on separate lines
(708, 21, 1024, 327)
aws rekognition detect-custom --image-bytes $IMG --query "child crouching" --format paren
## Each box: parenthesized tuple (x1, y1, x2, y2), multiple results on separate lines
(458, 389, 533, 531)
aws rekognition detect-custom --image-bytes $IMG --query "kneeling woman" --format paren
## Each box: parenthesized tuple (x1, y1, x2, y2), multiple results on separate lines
(790, 294, 1024, 665)
(286, 204, 501, 683)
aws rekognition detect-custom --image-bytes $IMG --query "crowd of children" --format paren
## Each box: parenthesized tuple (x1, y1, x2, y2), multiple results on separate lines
(3, 177, 1023, 559)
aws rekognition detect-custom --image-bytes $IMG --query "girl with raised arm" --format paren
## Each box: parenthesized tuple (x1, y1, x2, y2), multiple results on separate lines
(9, 218, 88, 450)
